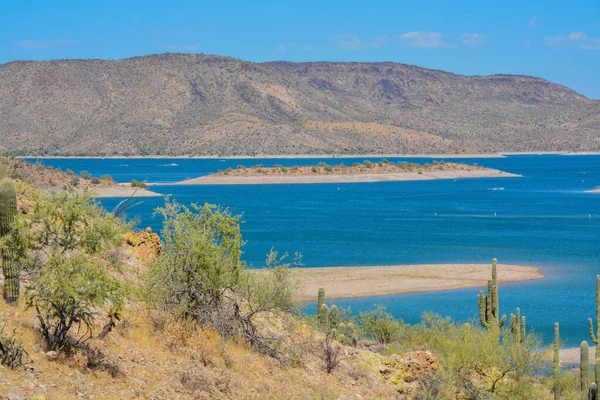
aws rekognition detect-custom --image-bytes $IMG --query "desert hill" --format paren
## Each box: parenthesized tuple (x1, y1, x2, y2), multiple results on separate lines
(1, 53, 598, 156)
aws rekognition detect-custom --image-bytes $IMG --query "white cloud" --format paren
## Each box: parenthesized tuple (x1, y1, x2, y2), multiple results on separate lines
(399, 31, 448, 48)
(460, 33, 487, 47)
(545, 32, 600, 50)
(16, 40, 75, 49)
(529, 15, 539, 27)
(274, 44, 287, 52)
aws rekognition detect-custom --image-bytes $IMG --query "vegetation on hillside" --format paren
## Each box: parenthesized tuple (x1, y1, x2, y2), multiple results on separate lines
(1, 178, 599, 398)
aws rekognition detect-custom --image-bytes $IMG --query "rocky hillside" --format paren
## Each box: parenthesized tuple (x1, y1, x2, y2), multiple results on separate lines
(1, 53, 599, 156)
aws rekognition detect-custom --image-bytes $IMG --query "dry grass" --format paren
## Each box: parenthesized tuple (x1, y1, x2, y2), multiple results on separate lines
(0, 300, 402, 399)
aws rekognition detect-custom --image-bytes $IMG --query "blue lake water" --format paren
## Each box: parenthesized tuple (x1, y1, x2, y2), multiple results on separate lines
(28, 155, 600, 346)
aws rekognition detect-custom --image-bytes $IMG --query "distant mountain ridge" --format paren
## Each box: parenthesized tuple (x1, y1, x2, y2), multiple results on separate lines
(1, 53, 598, 156)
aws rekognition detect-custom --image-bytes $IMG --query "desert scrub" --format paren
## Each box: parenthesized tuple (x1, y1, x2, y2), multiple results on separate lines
(0, 321, 28, 369)
(80, 170, 92, 179)
(131, 179, 147, 189)
(20, 191, 126, 350)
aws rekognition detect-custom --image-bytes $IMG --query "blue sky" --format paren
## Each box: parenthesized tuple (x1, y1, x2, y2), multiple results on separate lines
(1, 0, 599, 98)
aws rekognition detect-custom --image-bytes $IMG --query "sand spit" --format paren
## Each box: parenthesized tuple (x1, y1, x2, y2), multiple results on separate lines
(181, 169, 521, 185)
(259, 263, 544, 302)
(91, 185, 162, 198)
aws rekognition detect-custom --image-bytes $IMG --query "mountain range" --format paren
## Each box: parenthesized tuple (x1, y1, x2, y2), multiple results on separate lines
(1, 53, 598, 156)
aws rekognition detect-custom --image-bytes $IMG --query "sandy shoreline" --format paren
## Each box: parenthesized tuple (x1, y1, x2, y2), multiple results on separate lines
(557, 347, 597, 364)
(262, 263, 544, 302)
(90, 185, 162, 198)
(179, 169, 521, 185)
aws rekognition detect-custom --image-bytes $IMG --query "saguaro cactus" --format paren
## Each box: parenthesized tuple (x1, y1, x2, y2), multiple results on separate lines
(589, 383, 598, 400)
(0, 179, 18, 304)
(510, 307, 526, 343)
(582, 341, 591, 394)
(477, 258, 506, 334)
(589, 276, 600, 356)
(318, 304, 330, 330)
(318, 288, 325, 312)
(329, 305, 340, 329)
(554, 323, 560, 400)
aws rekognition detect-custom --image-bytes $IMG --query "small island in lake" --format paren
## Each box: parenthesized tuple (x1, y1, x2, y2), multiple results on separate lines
(180, 160, 521, 185)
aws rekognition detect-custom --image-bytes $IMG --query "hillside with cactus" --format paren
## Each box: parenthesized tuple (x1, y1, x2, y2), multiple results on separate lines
(1, 53, 599, 156)
(1, 178, 600, 399)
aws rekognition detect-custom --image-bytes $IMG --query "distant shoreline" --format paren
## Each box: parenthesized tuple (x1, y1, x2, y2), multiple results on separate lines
(19, 151, 600, 160)
(259, 263, 544, 302)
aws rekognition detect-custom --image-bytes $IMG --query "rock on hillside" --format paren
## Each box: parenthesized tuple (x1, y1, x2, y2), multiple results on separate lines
(1, 53, 599, 155)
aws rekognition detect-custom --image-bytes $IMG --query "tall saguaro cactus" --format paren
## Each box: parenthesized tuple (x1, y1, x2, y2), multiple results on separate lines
(582, 341, 591, 395)
(554, 323, 561, 400)
(478, 258, 506, 334)
(510, 307, 526, 343)
(0, 179, 18, 304)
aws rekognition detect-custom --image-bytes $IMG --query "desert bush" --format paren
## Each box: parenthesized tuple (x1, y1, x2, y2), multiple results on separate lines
(363, 160, 373, 168)
(80, 170, 92, 179)
(359, 305, 404, 344)
(71, 176, 80, 186)
(319, 333, 341, 373)
(0, 321, 28, 369)
(65, 169, 75, 176)
(311, 166, 318, 173)
(100, 174, 114, 182)
(317, 162, 327, 168)
(131, 179, 147, 189)
(26, 253, 124, 350)
(91, 177, 101, 184)
(19, 192, 126, 350)
(144, 199, 244, 321)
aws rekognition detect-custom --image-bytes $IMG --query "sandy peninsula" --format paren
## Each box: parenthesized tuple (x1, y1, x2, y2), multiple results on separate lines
(275, 263, 544, 301)
(180, 161, 521, 185)
(90, 184, 161, 198)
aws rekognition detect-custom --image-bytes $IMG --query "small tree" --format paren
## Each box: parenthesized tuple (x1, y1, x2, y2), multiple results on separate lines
(21, 191, 126, 350)
(26, 254, 123, 350)
(144, 199, 244, 321)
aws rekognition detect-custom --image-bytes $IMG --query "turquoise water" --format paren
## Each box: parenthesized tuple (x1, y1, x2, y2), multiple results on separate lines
(28, 155, 600, 346)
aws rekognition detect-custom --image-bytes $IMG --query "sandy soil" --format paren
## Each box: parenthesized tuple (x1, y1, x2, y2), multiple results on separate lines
(90, 185, 162, 198)
(181, 169, 521, 185)
(264, 263, 544, 301)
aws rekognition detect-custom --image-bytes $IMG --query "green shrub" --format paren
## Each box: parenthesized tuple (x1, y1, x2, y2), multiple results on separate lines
(236, 165, 247, 170)
(80, 170, 92, 179)
(26, 254, 124, 350)
(359, 305, 403, 344)
(65, 169, 75, 176)
(144, 200, 244, 320)
(363, 160, 373, 168)
(71, 176, 80, 187)
(311, 167, 318, 173)
(22, 192, 126, 350)
(131, 180, 147, 189)
(100, 174, 114, 183)
(324, 165, 333, 173)
(318, 162, 327, 168)
(91, 178, 101, 184)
